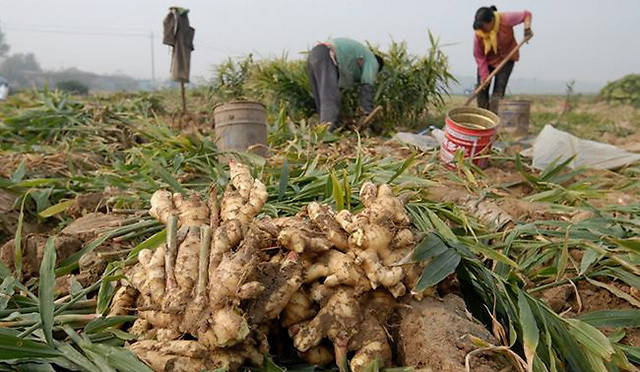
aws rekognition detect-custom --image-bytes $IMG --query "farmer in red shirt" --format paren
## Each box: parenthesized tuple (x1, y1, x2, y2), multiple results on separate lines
(473, 6, 532, 112)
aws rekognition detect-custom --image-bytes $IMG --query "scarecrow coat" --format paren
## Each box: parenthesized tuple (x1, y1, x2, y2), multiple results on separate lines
(163, 9, 195, 82)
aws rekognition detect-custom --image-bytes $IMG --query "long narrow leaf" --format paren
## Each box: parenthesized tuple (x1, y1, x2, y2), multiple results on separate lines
(413, 233, 448, 261)
(84, 316, 137, 335)
(342, 169, 351, 211)
(147, 159, 186, 194)
(38, 237, 57, 346)
(81, 343, 153, 372)
(518, 291, 540, 372)
(427, 209, 457, 242)
(578, 310, 640, 329)
(278, 160, 288, 201)
(565, 318, 615, 360)
(11, 160, 27, 183)
(57, 343, 102, 372)
(38, 199, 75, 218)
(414, 247, 461, 291)
(586, 277, 640, 308)
(330, 170, 343, 211)
(388, 154, 415, 183)
(539, 156, 575, 183)
(0, 277, 16, 312)
(14, 192, 31, 281)
(126, 230, 166, 261)
(0, 331, 60, 359)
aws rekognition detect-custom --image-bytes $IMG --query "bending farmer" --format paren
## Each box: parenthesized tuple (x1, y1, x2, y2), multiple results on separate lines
(473, 6, 532, 112)
(307, 38, 384, 131)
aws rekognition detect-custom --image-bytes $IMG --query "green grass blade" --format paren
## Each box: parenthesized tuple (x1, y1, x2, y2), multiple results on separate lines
(0, 277, 16, 312)
(580, 248, 601, 275)
(38, 237, 57, 346)
(354, 133, 363, 183)
(55, 234, 110, 276)
(0, 262, 11, 279)
(539, 156, 575, 183)
(14, 192, 31, 281)
(467, 242, 520, 268)
(388, 154, 415, 183)
(426, 209, 457, 242)
(83, 349, 117, 372)
(556, 233, 569, 281)
(412, 233, 448, 261)
(13, 362, 56, 372)
(585, 277, 640, 307)
(414, 247, 461, 291)
(518, 291, 540, 372)
(0, 331, 61, 359)
(330, 170, 344, 211)
(96, 272, 118, 316)
(57, 220, 157, 276)
(264, 355, 285, 372)
(603, 268, 640, 289)
(147, 159, 186, 194)
(278, 160, 289, 201)
(84, 316, 137, 334)
(126, 229, 166, 261)
(57, 343, 102, 372)
(565, 318, 615, 360)
(617, 344, 640, 365)
(578, 310, 640, 329)
(81, 343, 153, 372)
(609, 237, 640, 253)
(10, 160, 27, 183)
(38, 199, 75, 218)
(343, 169, 351, 211)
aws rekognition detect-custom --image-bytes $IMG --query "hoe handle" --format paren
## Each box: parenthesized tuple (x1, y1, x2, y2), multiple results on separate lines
(358, 105, 383, 130)
(464, 35, 532, 106)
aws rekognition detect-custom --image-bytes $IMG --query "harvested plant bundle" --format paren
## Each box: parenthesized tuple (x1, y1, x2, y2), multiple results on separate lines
(113, 162, 426, 372)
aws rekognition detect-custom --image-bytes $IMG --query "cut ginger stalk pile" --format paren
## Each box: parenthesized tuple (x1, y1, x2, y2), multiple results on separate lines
(111, 162, 429, 372)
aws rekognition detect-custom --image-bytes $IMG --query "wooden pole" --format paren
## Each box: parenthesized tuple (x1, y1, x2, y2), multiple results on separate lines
(180, 81, 187, 113)
(464, 35, 532, 106)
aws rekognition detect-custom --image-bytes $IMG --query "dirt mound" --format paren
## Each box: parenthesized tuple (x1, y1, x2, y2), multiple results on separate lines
(0, 189, 39, 243)
(61, 212, 126, 240)
(0, 234, 82, 279)
(395, 294, 506, 372)
(497, 198, 557, 222)
(66, 193, 110, 218)
(537, 281, 640, 347)
(0, 189, 17, 215)
(1, 213, 129, 287)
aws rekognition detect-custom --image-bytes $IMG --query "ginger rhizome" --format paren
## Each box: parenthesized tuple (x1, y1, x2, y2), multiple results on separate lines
(113, 163, 425, 372)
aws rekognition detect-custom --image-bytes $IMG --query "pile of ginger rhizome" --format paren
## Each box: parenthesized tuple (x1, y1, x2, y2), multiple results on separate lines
(111, 162, 429, 372)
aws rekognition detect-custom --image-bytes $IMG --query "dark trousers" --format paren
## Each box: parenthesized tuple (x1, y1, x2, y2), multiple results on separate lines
(307, 45, 340, 128)
(476, 61, 515, 112)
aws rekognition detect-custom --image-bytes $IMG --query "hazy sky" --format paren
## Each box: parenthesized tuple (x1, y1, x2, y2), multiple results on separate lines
(2, 1, 638, 84)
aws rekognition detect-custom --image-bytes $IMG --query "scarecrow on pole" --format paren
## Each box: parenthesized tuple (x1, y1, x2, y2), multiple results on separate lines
(163, 7, 194, 115)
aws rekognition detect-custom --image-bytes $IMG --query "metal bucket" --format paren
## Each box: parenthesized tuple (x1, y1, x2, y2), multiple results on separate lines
(440, 107, 499, 169)
(213, 101, 268, 157)
(498, 99, 531, 136)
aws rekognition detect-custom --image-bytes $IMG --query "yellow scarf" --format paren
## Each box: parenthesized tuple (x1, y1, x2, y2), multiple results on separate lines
(475, 12, 501, 55)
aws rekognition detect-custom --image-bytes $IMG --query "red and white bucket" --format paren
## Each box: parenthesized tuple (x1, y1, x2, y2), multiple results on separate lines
(440, 107, 499, 169)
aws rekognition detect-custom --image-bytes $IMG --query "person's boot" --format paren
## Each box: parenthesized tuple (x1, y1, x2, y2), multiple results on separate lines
(329, 121, 342, 133)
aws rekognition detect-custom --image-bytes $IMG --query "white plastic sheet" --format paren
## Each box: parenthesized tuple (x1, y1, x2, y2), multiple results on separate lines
(523, 125, 640, 170)
(393, 130, 442, 152)
(0, 85, 8, 101)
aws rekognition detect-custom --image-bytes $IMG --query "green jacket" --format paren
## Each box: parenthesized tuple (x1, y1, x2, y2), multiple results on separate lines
(328, 38, 379, 88)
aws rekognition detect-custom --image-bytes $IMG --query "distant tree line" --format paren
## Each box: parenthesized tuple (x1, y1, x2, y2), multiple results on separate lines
(0, 23, 140, 93)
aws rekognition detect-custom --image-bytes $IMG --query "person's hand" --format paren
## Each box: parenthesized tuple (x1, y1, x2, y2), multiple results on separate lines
(524, 27, 533, 40)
